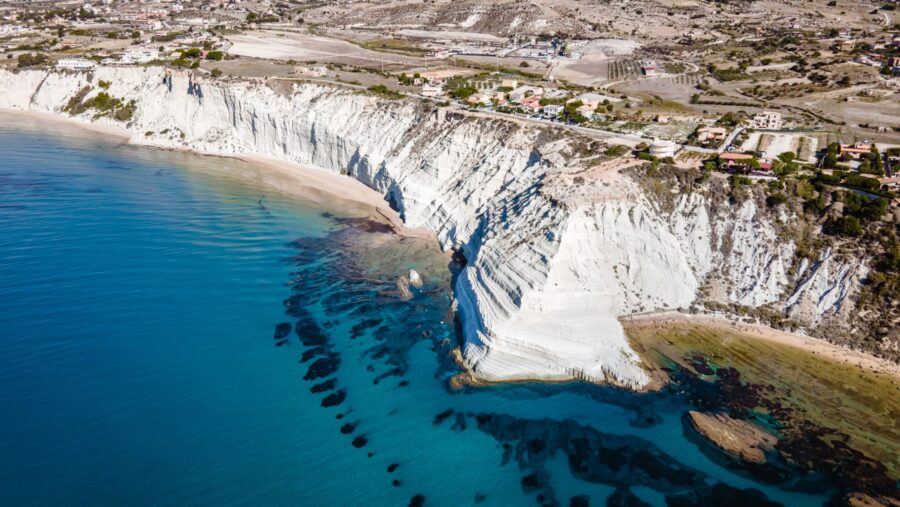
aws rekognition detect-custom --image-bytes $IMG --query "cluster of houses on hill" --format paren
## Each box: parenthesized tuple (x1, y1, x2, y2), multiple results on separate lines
(413, 75, 622, 121)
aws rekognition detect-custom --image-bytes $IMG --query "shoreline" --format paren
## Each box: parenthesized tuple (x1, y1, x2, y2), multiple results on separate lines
(450, 310, 900, 392)
(623, 311, 900, 380)
(5, 108, 897, 391)
(0, 107, 435, 241)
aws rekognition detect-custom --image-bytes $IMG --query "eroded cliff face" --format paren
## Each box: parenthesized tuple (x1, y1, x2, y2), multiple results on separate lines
(0, 67, 869, 388)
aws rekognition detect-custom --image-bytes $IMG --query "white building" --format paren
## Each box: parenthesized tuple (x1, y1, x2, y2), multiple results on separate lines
(649, 139, 677, 159)
(752, 111, 783, 130)
(541, 104, 563, 119)
(421, 83, 444, 98)
(56, 58, 98, 71)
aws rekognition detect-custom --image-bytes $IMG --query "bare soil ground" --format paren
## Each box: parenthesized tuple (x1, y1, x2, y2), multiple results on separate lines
(226, 30, 433, 71)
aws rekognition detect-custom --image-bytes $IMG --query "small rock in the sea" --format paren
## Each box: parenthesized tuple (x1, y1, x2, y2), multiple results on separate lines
(387, 463, 399, 473)
(408, 269, 423, 288)
(392, 479, 402, 487)
(310, 379, 336, 394)
(686, 411, 777, 464)
(396, 276, 413, 301)
(320, 389, 347, 408)
(275, 339, 289, 347)
(273, 322, 292, 339)
(352, 435, 368, 448)
(340, 422, 358, 435)
(474, 493, 487, 504)
(433, 408, 454, 426)
(304, 354, 340, 381)
(408, 494, 425, 507)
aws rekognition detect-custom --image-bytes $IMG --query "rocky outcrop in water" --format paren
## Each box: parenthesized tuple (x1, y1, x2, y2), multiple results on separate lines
(686, 411, 776, 465)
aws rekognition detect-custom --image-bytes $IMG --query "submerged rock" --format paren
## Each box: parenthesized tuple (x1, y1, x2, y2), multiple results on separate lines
(340, 421, 358, 435)
(320, 389, 347, 408)
(273, 322, 292, 340)
(310, 379, 336, 394)
(396, 276, 413, 301)
(304, 354, 340, 381)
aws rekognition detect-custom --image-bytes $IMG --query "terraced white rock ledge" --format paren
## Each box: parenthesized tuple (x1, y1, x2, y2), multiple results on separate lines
(0, 67, 868, 390)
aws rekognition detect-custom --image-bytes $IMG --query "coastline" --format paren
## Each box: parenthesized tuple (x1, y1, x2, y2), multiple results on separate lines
(4, 106, 897, 392)
(623, 311, 900, 380)
(450, 310, 900, 392)
(0, 107, 434, 241)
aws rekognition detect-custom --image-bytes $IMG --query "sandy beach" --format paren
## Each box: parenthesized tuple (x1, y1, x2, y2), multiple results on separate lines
(624, 311, 900, 380)
(0, 108, 435, 241)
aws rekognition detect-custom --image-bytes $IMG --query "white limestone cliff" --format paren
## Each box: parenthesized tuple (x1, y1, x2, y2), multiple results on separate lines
(0, 67, 868, 389)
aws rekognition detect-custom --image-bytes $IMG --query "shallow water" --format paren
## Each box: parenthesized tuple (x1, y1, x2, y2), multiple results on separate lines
(0, 115, 836, 506)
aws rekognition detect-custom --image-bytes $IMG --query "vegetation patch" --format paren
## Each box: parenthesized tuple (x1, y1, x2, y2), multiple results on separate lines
(64, 87, 136, 122)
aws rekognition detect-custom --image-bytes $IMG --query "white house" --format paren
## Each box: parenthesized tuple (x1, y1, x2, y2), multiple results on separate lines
(541, 104, 563, 119)
(576, 104, 595, 119)
(649, 139, 677, 159)
(56, 58, 98, 71)
(752, 111, 783, 130)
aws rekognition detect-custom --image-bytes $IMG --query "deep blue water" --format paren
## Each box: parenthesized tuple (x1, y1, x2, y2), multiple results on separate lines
(0, 115, 835, 506)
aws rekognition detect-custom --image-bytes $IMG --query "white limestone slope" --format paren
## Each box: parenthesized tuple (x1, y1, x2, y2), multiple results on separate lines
(0, 67, 868, 389)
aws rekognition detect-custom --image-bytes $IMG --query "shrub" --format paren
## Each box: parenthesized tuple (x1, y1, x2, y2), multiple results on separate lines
(449, 86, 477, 99)
(827, 216, 863, 237)
(366, 84, 404, 99)
(211, 68, 223, 78)
(766, 192, 788, 207)
(605, 145, 629, 157)
(843, 173, 881, 192)
(843, 191, 888, 222)
(17, 53, 47, 68)
(206, 51, 224, 61)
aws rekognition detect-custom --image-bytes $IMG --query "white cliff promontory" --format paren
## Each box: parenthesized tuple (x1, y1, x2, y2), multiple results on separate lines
(0, 67, 868, 389)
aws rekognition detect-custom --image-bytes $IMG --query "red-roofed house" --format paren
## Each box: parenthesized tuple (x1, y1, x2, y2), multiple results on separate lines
(520, 95, 542, 112)
(839, 142, 872, 159)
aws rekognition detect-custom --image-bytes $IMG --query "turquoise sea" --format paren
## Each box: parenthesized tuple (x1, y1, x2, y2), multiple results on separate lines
(0, 114, 836, 506)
